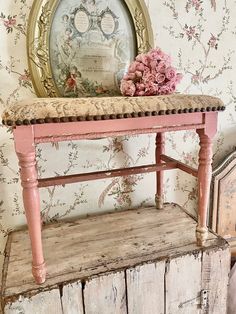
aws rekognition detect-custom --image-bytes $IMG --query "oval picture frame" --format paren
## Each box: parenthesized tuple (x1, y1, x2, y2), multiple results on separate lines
(27, 0, 154, 97)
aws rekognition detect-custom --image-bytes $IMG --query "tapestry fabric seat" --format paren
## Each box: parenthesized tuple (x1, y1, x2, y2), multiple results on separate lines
(2, 94, 224, 126)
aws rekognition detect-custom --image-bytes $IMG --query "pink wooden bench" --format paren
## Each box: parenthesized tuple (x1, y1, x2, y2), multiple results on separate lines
(2, 94, 224, 284)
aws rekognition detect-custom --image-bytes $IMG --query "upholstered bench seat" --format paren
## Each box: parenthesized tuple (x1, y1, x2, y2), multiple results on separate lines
(2, 94, 224, 126)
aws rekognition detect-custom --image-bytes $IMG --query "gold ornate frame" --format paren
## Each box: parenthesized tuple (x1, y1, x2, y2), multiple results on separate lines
(27, 0, 154, 97)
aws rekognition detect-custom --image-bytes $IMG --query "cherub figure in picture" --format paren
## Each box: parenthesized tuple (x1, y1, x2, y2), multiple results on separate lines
(64, 66, 87, 96)
(61, 14, 69, 30)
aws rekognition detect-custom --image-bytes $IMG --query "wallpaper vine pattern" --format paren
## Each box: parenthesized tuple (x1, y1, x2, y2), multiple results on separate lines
(0, 0, 236, 279)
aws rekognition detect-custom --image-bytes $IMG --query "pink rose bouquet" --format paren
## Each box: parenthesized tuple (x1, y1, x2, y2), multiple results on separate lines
(120, 48, 183, 97)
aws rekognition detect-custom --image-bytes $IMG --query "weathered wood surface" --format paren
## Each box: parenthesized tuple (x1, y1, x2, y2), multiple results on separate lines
(165, 253, 202, 314)
(228, 262, 236, 314)
(1, 204, 230, 314)
(3, 205, 226, 296)
(2, 250, 230, 314)
(84, 271, 126, 314)
(2, 204, 222, 298)
(201, 248, 230, 314)
(61, 282, 84, 314)
(4, 289, 62, 314)
(126, 261, 165, 314)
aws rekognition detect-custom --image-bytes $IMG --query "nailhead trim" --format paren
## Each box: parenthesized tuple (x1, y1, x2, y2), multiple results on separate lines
(2, 106, 226, 127)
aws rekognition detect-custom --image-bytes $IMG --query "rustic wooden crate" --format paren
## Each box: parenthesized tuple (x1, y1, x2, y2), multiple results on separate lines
(1, 204, 230, 314)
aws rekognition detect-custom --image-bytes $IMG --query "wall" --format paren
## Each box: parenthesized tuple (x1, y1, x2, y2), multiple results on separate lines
(0, 0, 235, 279)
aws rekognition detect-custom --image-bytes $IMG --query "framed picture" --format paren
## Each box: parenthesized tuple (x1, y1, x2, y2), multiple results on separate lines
(27, 0, 154, 97)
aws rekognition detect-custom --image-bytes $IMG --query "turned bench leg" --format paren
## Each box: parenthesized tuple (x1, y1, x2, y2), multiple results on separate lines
(14, 126, 46, 284)
(196, 129, 213, 246)
(155, 133, 165, 209)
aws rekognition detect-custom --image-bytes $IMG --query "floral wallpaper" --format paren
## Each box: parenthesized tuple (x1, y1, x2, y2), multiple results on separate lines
(0, 0, 236, 281)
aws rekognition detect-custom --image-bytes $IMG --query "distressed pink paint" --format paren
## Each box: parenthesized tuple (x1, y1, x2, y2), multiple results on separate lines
(12, 111, 218, 284)
(156, 133, 165, 209)
(196, 112, 217, 246)
(33, 113, 205, 142)
(14, 126, 46, 284)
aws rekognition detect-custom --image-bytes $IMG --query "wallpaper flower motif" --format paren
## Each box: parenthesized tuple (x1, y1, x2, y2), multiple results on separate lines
(0, 0, 236, 282)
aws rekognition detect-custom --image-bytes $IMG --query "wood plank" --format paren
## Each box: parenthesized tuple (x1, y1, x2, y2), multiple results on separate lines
(10, 204, 188, 243)
(61, 281, 84, 314)
(161, 154, 198, 177)
(1, 233, 12, 301)
(38, 162, 177, 188)
(4, 289, 62, 314)
(228, 263, 236, 314)
(165, 252, 202, 314)
(83, 271, 127, 314)
(126, 261, 165, 314)
(201, 247, 230, 314)
(2, 205, 226, 299)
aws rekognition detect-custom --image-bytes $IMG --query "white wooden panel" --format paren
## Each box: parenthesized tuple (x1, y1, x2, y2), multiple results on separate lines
(84, 271, 127, 314)
(126, 261, 165, 314)
(201, 247, 230, 314)
(61, 281, 84, 314)
(165, 253, 202, 314)
(228, 261, 236, 314)
(4, 289, 62, 314)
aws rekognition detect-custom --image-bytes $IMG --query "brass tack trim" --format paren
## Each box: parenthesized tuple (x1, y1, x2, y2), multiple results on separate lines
(1, 106, 225, 127)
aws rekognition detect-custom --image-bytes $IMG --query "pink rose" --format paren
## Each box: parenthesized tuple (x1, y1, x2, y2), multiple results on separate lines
(157, 61, 167, 73)
(127, 73, 136, 80)
(162, 54, 171, 66)
(165, 67, 176, 80)
(135, 71, 143, 79)
(135, 53, 150, 66)
(136, 62, 145, 72)
(150, 60, 158, 70)
(148, 48, 164, 60)
(135, 90, 145, 96)
(144, 81, 158, 96)
(136, 83, 145, 91)
(143, 72, 156, 83)
(148, 48, 171, 65)
(143, 66, 151, 75)
(120, 80, 136, 96)
(129, 61, 140, 73)
(159, 81, 176, 95)
(158, 85, 171, 95)
(166, 80, 176, 93)
(156, 73, 166, 84)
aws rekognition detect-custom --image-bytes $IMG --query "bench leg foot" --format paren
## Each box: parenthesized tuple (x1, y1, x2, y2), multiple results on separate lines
(155, 195, 164, 210)
(32, 262, 47, 284)
(156, 133, 165, 209)
(196, 226, 208, 246)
